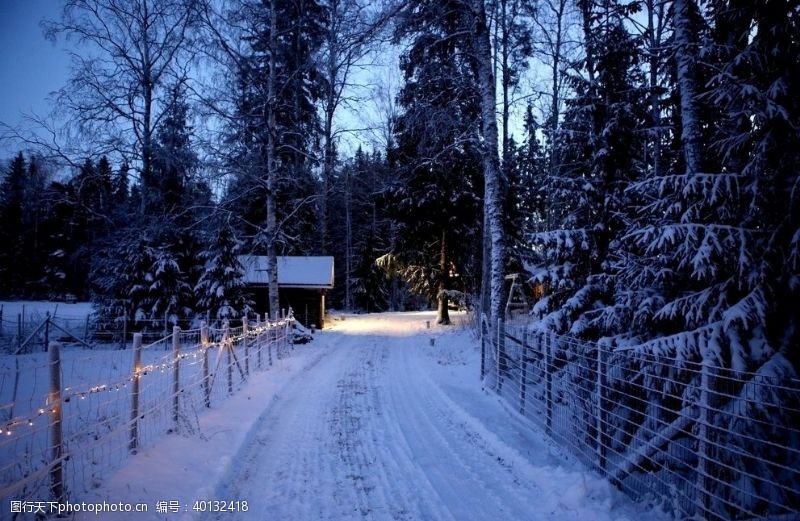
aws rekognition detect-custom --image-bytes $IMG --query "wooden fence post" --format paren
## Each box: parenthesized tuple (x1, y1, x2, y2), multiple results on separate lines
(44, 313, 50, 352)
(224, 321, 233, 395)
(242, 319, 250, 377)
(172, 326, 181, 430)
(120, 313, 127, 350)
(130, 334, 142, 452)
(48, 341, 65, 504)
(520, 329, 528, 414)
(287, 314, 294, 348)
(266, 314, 273, 367)
(597, 343, 608, 470)
(545, 333, 553, 435)
(255, 315, 262, 370)
(201, 324, 210, 408)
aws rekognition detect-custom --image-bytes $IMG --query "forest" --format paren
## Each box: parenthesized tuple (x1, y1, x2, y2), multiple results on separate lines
(0, 0, 798, 374)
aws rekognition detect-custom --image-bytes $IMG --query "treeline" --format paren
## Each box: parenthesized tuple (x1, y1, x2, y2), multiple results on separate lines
(1, 0, 798, 369)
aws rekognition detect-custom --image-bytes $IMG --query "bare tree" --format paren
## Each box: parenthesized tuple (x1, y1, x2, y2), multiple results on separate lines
(42, 0, 199, 215)
(319, 0, 403, 253)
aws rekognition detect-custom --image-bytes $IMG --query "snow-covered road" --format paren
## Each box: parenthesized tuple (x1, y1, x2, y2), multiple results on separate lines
(208, 313, 664, 521)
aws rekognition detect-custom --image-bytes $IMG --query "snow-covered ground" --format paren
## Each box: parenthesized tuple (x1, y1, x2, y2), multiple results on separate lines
(0, 301, 94, 322)
(83, 312, 667, 520)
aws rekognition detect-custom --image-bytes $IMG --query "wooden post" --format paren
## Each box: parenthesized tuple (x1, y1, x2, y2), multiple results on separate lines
(120, 313, 127, 350)
(256, 315, 262, 370)
(520, 329, 528, 414)
(267, 314, 273, 366)
(48, 341, 65, 503)
(130, 333, 142, 452)
(163, 310, 168, 339)
(242, 320, 250, 377)
(172, 326, 181, 429)
(201, 324, 210, 408)
(44, 313, 50, 352)
(224, 321, 233, 395)
(286, 314, 294, 349)
(545, 333, 553, 435)
(597, 343, 608, 470)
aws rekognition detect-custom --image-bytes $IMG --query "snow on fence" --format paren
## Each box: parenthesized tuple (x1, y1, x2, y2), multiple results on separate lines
(0, 313, 295, 510)
(479, 314, 800, 520)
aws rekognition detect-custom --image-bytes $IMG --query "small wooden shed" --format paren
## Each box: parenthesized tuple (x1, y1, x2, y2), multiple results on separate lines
(239, 255, 334, 329)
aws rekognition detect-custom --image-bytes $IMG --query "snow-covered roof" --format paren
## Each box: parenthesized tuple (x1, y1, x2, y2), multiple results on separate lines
(238, 255, 334, 289)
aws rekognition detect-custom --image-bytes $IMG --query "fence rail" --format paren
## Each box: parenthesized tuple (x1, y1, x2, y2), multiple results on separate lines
(479, 314, 800, 520)
(0, 312, 296, 510)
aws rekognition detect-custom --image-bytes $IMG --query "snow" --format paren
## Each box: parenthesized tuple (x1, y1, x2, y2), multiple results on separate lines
(0, 300, 94, 322)
(80, 312, 666, 520)
(238, 256, 335, 288)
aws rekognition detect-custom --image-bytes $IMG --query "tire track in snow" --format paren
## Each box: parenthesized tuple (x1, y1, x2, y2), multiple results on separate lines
(208, 314, 659, 521)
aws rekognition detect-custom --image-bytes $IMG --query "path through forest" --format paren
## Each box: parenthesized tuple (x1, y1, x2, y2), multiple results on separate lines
(206, 312, 665, 521)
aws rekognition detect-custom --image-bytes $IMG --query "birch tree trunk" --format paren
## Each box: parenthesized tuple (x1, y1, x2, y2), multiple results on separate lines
(267, 0, 280, 317)
(473, 0, 506, 322)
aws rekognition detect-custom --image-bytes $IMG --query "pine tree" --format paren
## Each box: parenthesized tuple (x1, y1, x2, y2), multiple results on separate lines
(0, 153, 28, 296)
(195, 222, 253, 322)
(389, 0, 484, 324)
(530, 0, 646, 338)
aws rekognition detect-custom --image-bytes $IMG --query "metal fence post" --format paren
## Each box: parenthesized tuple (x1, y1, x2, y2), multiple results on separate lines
(520, 329, 528, 414)
(597, 343, 608, 470)
(172, 326, 181, 430)
(545, 332, 553, 435)
(496, 318, 504, 392)
(130, 333, 142, 452)
(242, 319, 250, 377)
(696, 341, 713, 517)
(48, 341, 64, 504)
(480, 317, 485, 377)
(201, 324, 210, 408)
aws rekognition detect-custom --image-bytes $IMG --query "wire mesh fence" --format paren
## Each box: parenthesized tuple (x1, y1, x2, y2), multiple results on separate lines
(0, 313, 296, 512)
(479, 315, 800, 520)
(0, 303, 256, 354)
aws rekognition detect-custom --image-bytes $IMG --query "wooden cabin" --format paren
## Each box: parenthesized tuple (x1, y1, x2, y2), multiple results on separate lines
(238, 256, 334, 329)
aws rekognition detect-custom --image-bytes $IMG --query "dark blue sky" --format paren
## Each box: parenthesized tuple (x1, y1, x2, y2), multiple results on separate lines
(0, 0, 70, 156)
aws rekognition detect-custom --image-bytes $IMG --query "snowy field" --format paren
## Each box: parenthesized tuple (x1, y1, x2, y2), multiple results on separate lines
(0, 300, 94, 324)
(80, 312, 667, 521)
